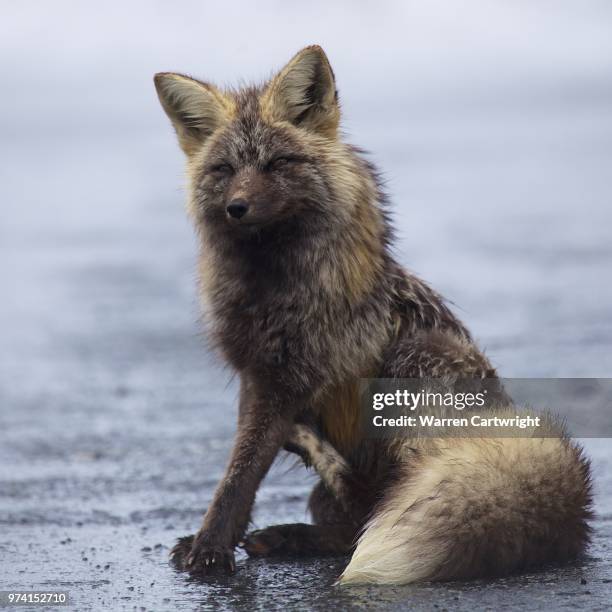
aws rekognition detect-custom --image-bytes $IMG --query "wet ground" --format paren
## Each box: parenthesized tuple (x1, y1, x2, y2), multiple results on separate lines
(1, 2, 612, 610)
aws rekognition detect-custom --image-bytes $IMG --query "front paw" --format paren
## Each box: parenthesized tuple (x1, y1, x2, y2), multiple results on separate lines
(170, 533, 236, 576)
(169, 534, 194, 570)
(283, 422, 321, 466)
(283, 440, 311, 466)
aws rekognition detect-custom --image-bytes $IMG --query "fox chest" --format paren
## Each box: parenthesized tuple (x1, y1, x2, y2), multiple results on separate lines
(217, 306, 297, 370)
(215, 289, 329, 371)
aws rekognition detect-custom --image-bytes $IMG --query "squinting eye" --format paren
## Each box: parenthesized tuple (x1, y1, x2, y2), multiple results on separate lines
(268, 157, 297, 171)
(210, 163, 234, 175)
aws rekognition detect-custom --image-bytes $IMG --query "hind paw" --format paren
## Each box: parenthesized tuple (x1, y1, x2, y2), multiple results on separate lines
(240, 526, 289, 557)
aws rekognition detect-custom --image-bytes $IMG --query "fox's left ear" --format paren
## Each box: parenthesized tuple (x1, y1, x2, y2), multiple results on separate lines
(262, 46, 339, 137)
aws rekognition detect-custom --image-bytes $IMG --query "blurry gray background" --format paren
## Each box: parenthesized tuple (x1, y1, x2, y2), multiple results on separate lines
(1, 1, 611, 610)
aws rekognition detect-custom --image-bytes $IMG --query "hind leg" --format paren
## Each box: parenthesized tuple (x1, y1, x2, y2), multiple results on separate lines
(241, 481, 358, 558)
(382, 328, 497, 379)
(242, 425, 363, 558)
(241, 522, 355, 557)
(381, 328, 511, 409)
(241, 482, 357, 557)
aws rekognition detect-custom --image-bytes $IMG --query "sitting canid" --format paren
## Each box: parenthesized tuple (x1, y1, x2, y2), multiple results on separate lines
(154, 46, 592, 584)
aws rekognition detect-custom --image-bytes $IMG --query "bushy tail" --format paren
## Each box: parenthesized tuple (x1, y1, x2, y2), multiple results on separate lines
(338, 432, 592, 585)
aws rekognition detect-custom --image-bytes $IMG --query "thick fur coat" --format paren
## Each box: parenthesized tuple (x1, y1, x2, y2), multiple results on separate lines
(154, 46, 592, 584)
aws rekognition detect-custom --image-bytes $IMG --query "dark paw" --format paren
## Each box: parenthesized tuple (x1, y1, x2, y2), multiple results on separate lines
(240, 526, 289, 557)
(169, 534, 194, 570)
(187, 534, 236, 576)
(283, 441, 311, 466)
(169, 533, 236, 576)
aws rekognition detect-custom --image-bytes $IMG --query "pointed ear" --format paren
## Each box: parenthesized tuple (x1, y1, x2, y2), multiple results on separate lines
(154, 73, 233, 156)
(261, 46, 339, 137)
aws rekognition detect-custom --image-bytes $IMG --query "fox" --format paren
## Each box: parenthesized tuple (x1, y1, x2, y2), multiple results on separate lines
(154, 45, 592, 584)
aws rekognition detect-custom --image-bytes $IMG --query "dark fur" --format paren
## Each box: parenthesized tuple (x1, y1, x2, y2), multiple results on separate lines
(155, 47, 592, 580)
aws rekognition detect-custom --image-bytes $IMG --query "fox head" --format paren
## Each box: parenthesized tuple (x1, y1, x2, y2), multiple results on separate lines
(155, 46, 380, 240)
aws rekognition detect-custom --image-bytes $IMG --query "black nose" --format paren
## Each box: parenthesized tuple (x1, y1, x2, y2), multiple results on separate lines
(226, 199, 249, 219)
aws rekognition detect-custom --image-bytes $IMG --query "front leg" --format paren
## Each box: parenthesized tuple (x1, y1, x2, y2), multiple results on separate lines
(285, 424, 373, 524)
(171, 384, 300, 576)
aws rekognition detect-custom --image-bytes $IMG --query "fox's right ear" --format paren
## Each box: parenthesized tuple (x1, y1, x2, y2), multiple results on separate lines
(154, 73, 233, 156)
